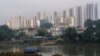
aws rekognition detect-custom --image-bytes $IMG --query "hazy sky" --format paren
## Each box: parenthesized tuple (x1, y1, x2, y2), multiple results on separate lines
(0, 0, 99, 25)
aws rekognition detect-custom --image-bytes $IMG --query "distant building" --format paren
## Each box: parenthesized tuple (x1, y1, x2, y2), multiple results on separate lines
(86, 3, 98, 20)
(37, 12, 47, 20)
(48, 16, 54, 24)
(53, 11, 59, 18)
(25, 19, 31, 28)
(30, 16, 38, 28)
(53, 17, 61, 27)
(75, 3, 98, 29)
(68, 8, 75, 17)
(76, 6, 83, 28)
(62, 10, 67, 18)
(94, 3, 98, 20)
(6, 20, 11, 28)
(51, 17, 75, 36)
(40, 19, 49, 26)
(6, 16, 23, 29)
(6, 3, 98, 30)
(67, 17, 75, 27)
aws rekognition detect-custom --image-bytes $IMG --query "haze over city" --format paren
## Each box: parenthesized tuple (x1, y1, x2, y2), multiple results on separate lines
(0, 0, 99, 25)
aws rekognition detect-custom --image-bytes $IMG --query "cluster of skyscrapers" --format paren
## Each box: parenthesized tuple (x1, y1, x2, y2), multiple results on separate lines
(6, 3, 98, 30)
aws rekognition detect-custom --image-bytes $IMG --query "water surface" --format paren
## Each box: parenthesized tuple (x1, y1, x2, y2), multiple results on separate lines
(0, 44, 100, 56)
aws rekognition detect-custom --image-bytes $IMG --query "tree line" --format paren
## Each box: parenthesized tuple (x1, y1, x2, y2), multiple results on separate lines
(0, 25, 26, 41)
(61, 19, 100, 44)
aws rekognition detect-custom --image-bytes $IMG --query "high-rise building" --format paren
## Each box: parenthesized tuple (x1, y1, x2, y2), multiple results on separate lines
(19, 16, 26, 29)
(22, 19, 27, 28)
(6, 20, 12, 29)
(62, 10, 67, 18)
(53, 11, 59, 18)
(76, 6, 83, 28)
(86, 3, 98, 20)
(33, 16, 38, 27)
(68, 8, 74, 17)
(52, 11, 61, 27)
(25, 19, 31, 28)
(54, 17, 61, 27)
(37, 12, 47, 20)
(30, 19, 34, 28)
(74, 3, 98, 28)
(94, 3, 98, 20)
(6, 3, 98, 30)
(30, 16, 38, 28)
(6, 16, 22, 29)
(67, 17, 75, 27)
(86, 4, 93, 20)
(48, 16, 54, 24)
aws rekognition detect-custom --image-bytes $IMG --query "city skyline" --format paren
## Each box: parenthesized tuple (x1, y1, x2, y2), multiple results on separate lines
(6, 3, 98, 29)
(0, 0, 99, 25)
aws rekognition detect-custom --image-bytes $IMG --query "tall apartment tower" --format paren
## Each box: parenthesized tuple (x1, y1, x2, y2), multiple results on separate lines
(74, 3, 98, 29)
(76, 6, 83, 28)
(7, 16, 21, 29)
(19, 16, 26, 29)
(53, 11, 59, 18)
(68, 8, 74, 17)
(86, 3, 98, 20)
(68, 8, 76, 27)
(30, 16, 38, 28)
(52, 11, 60, 27)
(37, 12, 47, 20)
(94, 3, 98, 20)
(6, 20, 12, 29)
(62, 10, 67, 18)
(25, 19, 31, 28)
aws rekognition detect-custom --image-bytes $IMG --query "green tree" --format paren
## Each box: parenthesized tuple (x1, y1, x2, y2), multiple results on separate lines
(0, 25, 15, 40)
(83, 27, 95, 43)
(62, 27, 78, 43)
(84, 19, 100, 43)
(94, 20, 100, 41)
(84, 19, 94, 28)
(77, 33, 84, 43)
(36, 28, 48, 36)
(94, 20, 100, 30)
(95, 31, 100, 40)
(18, 32, 26, 37)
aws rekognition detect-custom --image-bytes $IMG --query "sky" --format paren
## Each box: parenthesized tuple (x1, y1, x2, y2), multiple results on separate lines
(0, 0, 99, 25)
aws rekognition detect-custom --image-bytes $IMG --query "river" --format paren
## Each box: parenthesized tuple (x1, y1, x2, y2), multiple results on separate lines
(0, 44, 100, 56)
